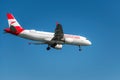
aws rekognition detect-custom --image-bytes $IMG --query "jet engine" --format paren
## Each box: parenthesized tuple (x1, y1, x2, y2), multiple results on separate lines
(53, 44, 63, 49)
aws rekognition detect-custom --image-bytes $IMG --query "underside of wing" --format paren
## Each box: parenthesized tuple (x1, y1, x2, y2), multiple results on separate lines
(51, 23, 65, 42)
(45, 23, 65, 50)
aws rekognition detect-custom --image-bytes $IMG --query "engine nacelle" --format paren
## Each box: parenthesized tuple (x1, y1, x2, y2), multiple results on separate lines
(54, 44, 63, 49)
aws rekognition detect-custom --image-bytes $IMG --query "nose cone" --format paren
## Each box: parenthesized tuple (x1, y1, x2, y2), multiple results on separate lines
(84, 40, 92, 46)
(87, 40, 92, 46)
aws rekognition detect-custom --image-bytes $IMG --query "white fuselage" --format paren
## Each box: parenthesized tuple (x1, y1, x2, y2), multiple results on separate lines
(18, 29, 91, 46)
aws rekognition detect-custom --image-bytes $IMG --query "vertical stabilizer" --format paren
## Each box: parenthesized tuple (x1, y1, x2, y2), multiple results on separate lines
(4, 13, 24, 35)
(7, 13, 22, 28)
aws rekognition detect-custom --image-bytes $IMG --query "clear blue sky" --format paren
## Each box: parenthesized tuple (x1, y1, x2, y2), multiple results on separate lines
(0, 0, 120, 80)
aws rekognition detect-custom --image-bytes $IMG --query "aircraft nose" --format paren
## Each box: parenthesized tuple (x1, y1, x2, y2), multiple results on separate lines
(87, 40, 92, 45)
(85, 40, 92, 46)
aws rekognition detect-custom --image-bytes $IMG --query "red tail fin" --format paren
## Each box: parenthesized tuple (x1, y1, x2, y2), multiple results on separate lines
(4, 13, 24, 35)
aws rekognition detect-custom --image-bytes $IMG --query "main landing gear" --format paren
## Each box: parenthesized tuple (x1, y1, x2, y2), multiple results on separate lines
(46, 45, 82, 51)
(79, 46, 82, 51)
(46, 46, 51, 50)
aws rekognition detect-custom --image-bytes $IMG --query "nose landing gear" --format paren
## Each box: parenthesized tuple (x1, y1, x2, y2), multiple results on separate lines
(79, 46, 82, 51)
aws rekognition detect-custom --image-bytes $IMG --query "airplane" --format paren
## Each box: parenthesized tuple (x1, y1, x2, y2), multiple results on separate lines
(4, 13, 92, 51)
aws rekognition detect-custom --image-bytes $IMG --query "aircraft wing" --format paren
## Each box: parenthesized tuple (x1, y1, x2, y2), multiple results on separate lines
(51, 23, 65, 43)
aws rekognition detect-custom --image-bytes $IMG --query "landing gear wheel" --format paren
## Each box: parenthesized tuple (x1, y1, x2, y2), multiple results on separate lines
(79, 48, 82, 51)
(46, 47, 51, 50)
(79, 46, 82, 51)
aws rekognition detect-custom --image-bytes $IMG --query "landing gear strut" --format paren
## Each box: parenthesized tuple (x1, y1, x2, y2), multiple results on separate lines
(79, 46, 82, 51)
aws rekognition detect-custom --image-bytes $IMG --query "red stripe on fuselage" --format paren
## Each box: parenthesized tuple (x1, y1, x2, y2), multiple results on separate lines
(64, 34, 80, 39)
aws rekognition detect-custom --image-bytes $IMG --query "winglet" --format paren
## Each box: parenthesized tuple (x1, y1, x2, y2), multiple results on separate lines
(56, 22, 59, 25)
